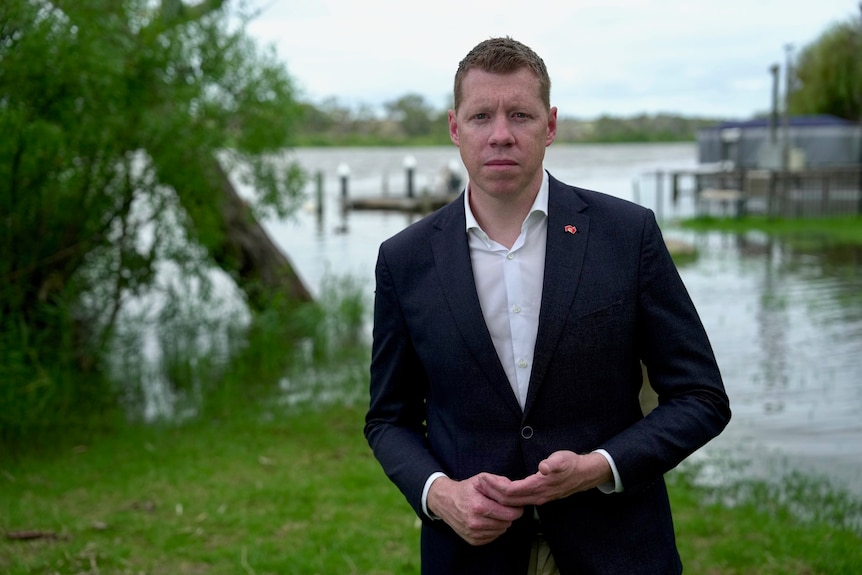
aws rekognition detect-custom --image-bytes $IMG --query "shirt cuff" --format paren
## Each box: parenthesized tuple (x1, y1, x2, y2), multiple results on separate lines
(592, 448, 624, 493)
(421, 472, 448, 519)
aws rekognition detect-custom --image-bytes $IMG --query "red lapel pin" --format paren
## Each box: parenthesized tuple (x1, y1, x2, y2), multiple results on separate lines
(564, 225, 577, 234)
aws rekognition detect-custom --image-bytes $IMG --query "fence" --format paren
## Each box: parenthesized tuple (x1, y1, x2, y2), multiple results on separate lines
(667, 166, 862, 218)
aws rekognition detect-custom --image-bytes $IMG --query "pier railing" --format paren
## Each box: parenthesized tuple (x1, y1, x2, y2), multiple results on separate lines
(668, 166, 862, 218)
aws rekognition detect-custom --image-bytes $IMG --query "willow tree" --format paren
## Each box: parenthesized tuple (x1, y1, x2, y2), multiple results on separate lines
(789, 15, 862, 122)
(1, 0, 312, 439)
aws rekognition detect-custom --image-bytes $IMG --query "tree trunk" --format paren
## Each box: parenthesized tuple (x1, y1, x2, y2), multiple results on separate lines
(158, 153, 313, 310)
(209, 158, 313, 308)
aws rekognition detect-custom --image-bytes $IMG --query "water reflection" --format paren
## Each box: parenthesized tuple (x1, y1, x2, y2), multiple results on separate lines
(672, 229, 862, 493)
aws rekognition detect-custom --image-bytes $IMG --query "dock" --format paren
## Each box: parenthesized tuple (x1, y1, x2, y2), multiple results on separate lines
(347, 193, 458, 213)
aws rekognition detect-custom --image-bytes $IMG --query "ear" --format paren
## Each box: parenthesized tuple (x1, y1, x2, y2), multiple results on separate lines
(448, 109, 459, 146)
(545, 107, 558, 147)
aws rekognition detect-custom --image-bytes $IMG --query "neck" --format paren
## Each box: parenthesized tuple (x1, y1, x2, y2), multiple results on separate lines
(469, 188, 536, 249)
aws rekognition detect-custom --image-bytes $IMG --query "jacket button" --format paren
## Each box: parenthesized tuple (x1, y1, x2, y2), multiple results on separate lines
(521, 426, 534, 439)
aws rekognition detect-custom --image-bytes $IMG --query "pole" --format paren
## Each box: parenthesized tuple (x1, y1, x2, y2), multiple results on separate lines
(403, 155, 416, 198)
(782, 44, 794, 210)
(782, 44, 793, 172)
(337, 162, 350, 205)
(769, 63, 779, 145)
(337, 162, 350, 231)
(315, 171, 324, 224)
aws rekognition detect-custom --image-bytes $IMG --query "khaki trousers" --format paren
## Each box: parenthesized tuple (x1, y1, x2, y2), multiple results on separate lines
(527, 535, 560, 575)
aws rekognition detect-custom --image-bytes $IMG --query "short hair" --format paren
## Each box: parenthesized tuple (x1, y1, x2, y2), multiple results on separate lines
(453, 37, 551, 111)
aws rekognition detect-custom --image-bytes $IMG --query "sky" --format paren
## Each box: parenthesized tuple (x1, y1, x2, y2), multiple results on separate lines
(244, 0, 859, 120)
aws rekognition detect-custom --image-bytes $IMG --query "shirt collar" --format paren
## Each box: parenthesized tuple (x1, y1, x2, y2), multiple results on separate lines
(464, 169, 549, 234)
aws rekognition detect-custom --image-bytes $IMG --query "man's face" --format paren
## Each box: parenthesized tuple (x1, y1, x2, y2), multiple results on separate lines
(448, 67, 557, 204)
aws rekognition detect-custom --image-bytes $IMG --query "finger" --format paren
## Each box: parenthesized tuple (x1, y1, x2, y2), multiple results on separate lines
(479, 473, 544, 506)
(538, 451, 574, 476)
(474, 473, 513, 500)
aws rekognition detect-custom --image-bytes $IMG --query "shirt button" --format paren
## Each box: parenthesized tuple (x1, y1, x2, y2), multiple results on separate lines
(518, 359, 528, 368)
(521, 426, 534, 439)
(513, 305, 521, 314)
(506, 253, 515, 260)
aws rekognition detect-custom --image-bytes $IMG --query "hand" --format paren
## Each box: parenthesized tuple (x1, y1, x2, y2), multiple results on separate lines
(477, 451, 612, 507)
(427, 474, 525, 546)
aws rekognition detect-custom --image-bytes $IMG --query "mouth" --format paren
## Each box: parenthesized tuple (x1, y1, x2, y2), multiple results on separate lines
(485, 159, 518, 167)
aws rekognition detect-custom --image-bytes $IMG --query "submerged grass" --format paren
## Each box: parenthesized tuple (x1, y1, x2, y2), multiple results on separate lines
(2, 400, 861, 574)
(679, 214, 862, 246)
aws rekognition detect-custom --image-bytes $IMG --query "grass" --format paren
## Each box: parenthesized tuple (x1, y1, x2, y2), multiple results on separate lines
(3, 216, 861, 574)
(2, 402, 861, 575)
(0, 404, 420, 575)
(679, 214, 862, 246)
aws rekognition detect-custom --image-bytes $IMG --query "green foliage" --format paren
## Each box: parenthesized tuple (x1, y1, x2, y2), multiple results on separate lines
(576, 114, 719, 143)
(292, 92, 722, 146)
(0, 0, 306, 441)
(789, 18, 862, 121)
(384, 93, 437, 137)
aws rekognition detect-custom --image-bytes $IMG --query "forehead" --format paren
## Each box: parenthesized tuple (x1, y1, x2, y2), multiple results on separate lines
(458, 68, 544, 108)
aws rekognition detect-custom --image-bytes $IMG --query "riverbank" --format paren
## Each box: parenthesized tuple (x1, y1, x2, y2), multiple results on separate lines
(2, 403, 861, 574)
(679, 213, 862, 244)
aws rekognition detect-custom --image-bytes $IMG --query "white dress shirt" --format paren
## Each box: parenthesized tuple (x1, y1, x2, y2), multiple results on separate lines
(466, 173, 547, 409)
(421, 170, 622, 518)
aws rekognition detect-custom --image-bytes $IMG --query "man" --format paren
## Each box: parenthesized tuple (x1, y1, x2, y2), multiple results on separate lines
(364, 37, 730, 574)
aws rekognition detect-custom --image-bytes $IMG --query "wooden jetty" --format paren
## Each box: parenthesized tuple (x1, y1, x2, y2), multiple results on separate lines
(347, 193, 458, 213)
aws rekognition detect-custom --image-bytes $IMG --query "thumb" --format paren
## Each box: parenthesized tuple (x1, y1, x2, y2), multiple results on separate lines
(538, 451, 574, 475)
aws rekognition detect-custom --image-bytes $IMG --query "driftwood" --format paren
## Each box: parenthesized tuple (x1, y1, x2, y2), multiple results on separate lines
(6, 530, 63, 541)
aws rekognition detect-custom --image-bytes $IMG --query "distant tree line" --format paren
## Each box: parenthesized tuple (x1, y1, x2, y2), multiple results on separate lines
(293, 94, 725, 146)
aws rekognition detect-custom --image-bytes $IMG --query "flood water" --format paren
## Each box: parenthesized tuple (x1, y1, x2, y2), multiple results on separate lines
(255, 143, 862, 495)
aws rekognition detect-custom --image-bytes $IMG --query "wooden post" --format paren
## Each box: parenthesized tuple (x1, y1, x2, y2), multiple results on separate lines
(403, 155, 416, 198)
(337, 162, 350, 231)
(337, 162, 350, 206)
(315, 171, 324, 223)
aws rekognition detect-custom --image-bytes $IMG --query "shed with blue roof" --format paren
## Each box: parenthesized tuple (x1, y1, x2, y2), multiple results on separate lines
(697, 114, 861, 170)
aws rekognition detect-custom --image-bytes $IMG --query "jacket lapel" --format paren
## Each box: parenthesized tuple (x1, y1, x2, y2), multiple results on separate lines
(430, 198, 523, 417)
(524, 177, 590, 416)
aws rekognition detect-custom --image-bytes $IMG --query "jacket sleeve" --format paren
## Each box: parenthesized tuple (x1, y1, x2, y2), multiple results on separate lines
(600, 210, 731, 490)
(364, 244, 444, 518)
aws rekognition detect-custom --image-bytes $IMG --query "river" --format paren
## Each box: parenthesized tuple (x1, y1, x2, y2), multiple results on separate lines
(254, 143, 862, 496)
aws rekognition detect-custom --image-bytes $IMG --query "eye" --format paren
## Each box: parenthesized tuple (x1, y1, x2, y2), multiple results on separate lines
(474, 113, 488, 120)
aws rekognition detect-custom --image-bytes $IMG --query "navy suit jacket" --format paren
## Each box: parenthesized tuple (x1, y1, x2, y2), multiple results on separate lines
(365, 173, 730, 574)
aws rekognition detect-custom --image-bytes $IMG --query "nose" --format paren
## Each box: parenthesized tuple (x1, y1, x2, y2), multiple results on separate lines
(488, 116, 514, 146)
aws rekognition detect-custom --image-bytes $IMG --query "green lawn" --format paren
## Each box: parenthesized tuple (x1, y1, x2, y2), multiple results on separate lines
(2, 404, 861, 574)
